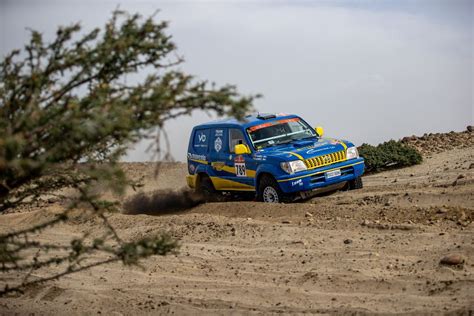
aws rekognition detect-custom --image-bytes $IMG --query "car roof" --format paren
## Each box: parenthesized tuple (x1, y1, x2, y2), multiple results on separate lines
(194, 113, 300, 130)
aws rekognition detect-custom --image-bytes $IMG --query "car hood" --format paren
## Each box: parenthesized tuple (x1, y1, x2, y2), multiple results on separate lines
(254, 137, 353, 161)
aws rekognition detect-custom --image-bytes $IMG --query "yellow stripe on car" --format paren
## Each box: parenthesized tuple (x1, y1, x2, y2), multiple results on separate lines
(340, 141, 347, 151)
(287, 152, 304, 161)
(246, 169, 256, 178)
(189, 158, 208, 165)
(188, 173, 255, 190)
(210, 177, 255, 191)
(186, 175, 197, 188)
(327, 138, 348, 151)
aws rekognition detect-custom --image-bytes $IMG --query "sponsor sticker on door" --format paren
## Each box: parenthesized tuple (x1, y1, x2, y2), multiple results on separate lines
(214, 137, 222, 152)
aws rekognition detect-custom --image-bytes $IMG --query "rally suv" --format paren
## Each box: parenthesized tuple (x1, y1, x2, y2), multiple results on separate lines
(186, 113, 365, 203)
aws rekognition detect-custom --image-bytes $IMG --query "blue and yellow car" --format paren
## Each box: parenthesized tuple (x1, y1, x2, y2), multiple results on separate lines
(186, 113, 365, 203)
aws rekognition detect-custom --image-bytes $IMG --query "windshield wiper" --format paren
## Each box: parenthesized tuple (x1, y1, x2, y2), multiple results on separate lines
(277, 140, 294, 146)
(297, 135, 317, 141)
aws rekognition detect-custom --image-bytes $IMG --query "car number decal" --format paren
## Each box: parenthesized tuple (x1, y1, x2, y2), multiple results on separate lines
(235, 163, 246, 177)
(234, 155, 246, 177)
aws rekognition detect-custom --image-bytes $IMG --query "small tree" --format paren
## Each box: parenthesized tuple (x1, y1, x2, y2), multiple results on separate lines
(358, 140, 422, 173)
(0, 11, 255, 295)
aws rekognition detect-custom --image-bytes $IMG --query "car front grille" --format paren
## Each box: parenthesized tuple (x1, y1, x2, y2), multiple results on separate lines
(304, 150, 346, 169)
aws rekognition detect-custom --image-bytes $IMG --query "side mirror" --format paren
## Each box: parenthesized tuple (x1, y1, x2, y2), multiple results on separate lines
(235, 144, 251, 155)
(315, 126, 324, 137)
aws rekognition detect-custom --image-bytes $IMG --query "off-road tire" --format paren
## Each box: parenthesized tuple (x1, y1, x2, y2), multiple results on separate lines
(197, 175, 219, 202)
(258, 175, 285, 203)
(349, 177, 363, 190)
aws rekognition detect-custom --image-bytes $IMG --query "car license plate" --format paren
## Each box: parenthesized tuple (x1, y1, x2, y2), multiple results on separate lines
(325, 169, 341, 179)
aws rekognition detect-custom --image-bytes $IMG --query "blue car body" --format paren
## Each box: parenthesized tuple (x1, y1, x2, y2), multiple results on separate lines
(186, 114, 365, 200)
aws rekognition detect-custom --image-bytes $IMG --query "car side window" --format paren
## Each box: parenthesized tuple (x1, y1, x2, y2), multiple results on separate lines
(229, 128, 247, 153)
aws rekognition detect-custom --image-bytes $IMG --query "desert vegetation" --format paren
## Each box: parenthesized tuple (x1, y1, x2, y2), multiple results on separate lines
(0, 11, 255, 294)
(358, 140, 423, 173)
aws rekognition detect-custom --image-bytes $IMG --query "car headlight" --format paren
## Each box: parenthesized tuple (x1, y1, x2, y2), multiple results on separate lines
(346, 146, 359, 160)
(280, 160, 308, 174)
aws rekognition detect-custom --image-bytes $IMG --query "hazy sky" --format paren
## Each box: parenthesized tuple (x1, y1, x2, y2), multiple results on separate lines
(1, 0, 472, 161)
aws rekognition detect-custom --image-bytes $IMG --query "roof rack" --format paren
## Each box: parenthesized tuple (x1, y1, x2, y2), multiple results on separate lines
(256, 113, 277, 120)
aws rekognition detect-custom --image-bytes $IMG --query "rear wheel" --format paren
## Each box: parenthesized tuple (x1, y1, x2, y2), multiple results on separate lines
(197, 175, 219, 202)
(258, 175, 285, 203)
(348, 177, 363, 190)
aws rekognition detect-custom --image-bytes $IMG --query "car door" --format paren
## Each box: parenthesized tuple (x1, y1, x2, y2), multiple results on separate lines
(208, 127, 230, 187)
(226, 128, 256, 190)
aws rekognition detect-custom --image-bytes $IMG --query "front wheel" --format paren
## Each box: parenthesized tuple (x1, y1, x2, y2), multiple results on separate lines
(258, 175, 285, 203)
(348, 177, 363, 190)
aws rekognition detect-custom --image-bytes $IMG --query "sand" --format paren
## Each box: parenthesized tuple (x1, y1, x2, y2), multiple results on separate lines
(0, 141, 473, 315)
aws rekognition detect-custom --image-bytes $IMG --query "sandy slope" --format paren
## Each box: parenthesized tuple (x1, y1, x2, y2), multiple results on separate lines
(0, 145, 473, 315)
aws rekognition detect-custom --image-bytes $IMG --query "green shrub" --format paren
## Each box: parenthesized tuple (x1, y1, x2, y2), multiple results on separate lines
(358, 140, 422, 173)
(0, 11, 255, 295)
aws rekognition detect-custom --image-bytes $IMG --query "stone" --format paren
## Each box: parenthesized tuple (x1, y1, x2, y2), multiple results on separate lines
(439, 254, 465, 266)
(361, 219, 370, 226)
(343, 239, 352, 244)
(437, 208, 449, 214)
(291, 240, 308, 246)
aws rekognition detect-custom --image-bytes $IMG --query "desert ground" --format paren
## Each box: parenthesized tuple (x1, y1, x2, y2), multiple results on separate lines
(0, 130, 473, 315)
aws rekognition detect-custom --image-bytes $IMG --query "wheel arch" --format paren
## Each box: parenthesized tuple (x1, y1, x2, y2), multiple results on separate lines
(256, 171, 276, 194)
(195, 172, 210, 188)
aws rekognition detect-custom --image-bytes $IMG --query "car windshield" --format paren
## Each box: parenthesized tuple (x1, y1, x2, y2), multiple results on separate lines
(247, 118, 316, 149)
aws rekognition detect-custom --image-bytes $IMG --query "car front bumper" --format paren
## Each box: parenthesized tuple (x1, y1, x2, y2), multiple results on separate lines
(276, 158, 365, 194)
